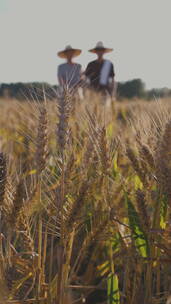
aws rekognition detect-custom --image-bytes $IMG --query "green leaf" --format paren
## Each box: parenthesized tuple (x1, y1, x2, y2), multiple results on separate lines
(97, 260, 110, 277)
(159, 194, 167, 229)
(112, 152, 119, 178)
(125, 193, 148, 257)
(111, 232, 121, 252)
(107, 273, 120, 304)
(106, 123, 113, 138)
(134, 175, 143, 190)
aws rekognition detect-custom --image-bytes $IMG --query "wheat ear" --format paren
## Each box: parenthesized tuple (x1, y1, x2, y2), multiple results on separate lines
(0, 153, 7, 208)
(155, 120, 171, 204)
(8, 180, 25, 228)
(139, 144, 155, 170)
(126, 147, 147, 186)
(136, 189, 150, 233)
(57, 89, 72, 155)
(35, 106, 49, 176)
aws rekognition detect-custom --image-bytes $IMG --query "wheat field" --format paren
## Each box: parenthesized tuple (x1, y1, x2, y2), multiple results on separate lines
(0, 93, 171, 304)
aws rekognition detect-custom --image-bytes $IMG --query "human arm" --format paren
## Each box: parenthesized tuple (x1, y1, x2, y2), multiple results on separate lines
(84, 62, 92, 78)
(109, 63, 115, 95)
(57, 65, 65, 86)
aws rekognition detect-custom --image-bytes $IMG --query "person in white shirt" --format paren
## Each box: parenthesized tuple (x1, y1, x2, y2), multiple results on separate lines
(57, 45, 82, 91)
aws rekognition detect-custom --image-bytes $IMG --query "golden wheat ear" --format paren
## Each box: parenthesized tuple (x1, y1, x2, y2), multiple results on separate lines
(155, 119, 171, 205)
(0, 152, 7, 208)
(98, 126, 110, 175)
(35, 105, 49, 176)
(57, 88, 72, 156)
(8, 179, 25, 228)
(84, 108, 110, 174)
(20, 135, 30, 175)
(139, 144, 155, 170)
(126, 146, 147, 186)
(0, 153, 10, 302)
(136, 189, 150, 233)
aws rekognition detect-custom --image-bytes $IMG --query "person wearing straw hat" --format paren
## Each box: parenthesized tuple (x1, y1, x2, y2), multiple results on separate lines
(85, 41, 116, 97)
(57, 45, 82, 91)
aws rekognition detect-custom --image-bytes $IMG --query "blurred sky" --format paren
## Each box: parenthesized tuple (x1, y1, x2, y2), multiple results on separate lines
(0, 0, 171, 88)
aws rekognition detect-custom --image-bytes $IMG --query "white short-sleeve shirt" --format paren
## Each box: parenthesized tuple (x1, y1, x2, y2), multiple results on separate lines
(58, 63, 82, 88)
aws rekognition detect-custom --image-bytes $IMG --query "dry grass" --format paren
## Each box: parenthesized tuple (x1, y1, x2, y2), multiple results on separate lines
(0, 95, 171, 304)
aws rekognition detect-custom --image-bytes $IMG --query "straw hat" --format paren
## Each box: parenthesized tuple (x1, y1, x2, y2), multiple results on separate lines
(57, 45, 82, 59)
(89, 41, 113, 54)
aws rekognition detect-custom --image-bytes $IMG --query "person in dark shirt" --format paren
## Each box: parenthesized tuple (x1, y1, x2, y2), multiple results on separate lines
(85, 41, 115, 96)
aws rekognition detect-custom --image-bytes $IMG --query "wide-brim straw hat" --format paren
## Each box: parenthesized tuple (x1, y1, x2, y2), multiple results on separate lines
(57, 45, 82, 59)
(89, 41, 113, 54)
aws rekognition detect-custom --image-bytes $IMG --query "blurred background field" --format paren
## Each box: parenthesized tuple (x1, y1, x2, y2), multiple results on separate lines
(1, 79, 171, 101)
(0, 94, 171, 304)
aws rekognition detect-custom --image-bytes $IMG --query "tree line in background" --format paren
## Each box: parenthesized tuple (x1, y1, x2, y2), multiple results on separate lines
(0, 79, 171, 100)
